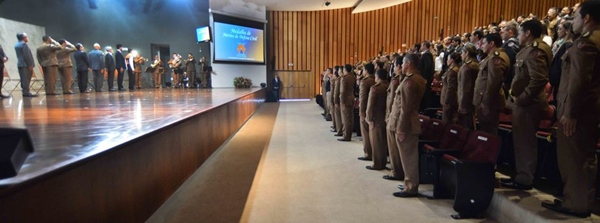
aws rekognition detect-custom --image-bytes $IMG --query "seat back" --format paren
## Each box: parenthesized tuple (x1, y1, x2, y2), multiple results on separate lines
(438, 124, 470, 150)
(424, 119, 446, 141)
(459, 130, 501, 163)
(419, 114, 432, 137)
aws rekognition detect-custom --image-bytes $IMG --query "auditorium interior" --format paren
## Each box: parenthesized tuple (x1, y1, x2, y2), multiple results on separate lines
(0, 0, 599, 222)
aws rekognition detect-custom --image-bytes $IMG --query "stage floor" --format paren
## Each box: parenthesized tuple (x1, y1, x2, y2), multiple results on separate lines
(0, 88, 262, 186)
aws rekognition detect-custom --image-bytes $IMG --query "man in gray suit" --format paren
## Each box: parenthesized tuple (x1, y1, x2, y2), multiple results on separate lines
(104, 46, 116, 91)
(88, 43, 105, 92)
(14, 33, 37, 97)
(37, 35, 63, 95)
(56, 39, 76, 94)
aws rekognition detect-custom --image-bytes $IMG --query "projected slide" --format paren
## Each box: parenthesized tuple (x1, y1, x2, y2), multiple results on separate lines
(214, 22, 265, 63)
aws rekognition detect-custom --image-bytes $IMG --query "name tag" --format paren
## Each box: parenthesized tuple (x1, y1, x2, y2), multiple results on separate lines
(419, 119, 423, 122)
(433, 122, 439, 126)
(477, 136, 488, 141)
(450, 129, 457, 134)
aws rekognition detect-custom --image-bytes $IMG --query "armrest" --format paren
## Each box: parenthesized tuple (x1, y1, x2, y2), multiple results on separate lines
(420, 142, 441, 151)
(426, 149, 461, 158)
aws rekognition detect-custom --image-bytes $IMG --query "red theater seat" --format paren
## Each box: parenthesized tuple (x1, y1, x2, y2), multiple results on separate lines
(420, 124, 470, 185)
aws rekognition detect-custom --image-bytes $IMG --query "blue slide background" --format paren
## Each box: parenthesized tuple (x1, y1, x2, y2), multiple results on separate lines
(214, 22, 264, 63)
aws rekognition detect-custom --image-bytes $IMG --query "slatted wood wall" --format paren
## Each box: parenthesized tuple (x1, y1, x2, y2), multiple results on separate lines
(267, 0, 578, 97)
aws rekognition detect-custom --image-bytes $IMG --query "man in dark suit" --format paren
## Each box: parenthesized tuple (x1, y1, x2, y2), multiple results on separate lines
(0, 43, 9, 98)
(14, 33, 37, 97)
(105, 46, 116, 91)
(88, 43, 105, 92)
(73, 43, 90, 93)
(272, 74, 282, 101)
(418, 41, 434, 111)
(115, 44, 126, 91)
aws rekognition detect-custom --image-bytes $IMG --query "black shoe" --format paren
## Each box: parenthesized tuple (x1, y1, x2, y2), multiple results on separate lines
(325, 117, 332, 121)
(22, 93, 37, 97)
(542, 199, 591, 218)
(337, 138, 351, 142)
(63, 91, 74, 94)
(334, 133, 343, 136)
(119, 88, 126, 91)
(393, 191, 418, 198)
(330, 129, 337, 132)
(0, 94, 11, 98)
(357, 157, 372, 161)
(500, 180, 533, 190)
(109, 89, 117, 92)
(366, 166, 384, 170)
(383, 175, 403, 181)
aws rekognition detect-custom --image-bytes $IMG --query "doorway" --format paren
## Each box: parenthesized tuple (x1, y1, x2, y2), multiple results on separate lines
(151, 44, 170, 86)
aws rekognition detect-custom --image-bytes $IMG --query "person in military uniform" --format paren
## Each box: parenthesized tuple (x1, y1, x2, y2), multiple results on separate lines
(383, 57, 405, 181)
(359, 63, 376, 160)
(440, 52, 461, 124)
(333, 66, 343, 136)
(501, 21, 521, 97)
(365, 69, 390, 170)
(338, 64, 356, 141)
(56, 39, 76, 94)
(0, 43, 9, 98)
(543, 1, 600, 218)
(473, 33, 510, 135)
(501, 19, 552, 190)
(36, 36, 63, 95)
(457, 45, 480, 130)
(391, 54, 427, 198)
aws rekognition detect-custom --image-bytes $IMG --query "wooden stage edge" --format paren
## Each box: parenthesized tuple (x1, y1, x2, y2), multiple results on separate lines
(0, 88, 266, 222)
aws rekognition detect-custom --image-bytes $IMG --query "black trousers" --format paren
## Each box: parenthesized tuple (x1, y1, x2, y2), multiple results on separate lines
(77, 70, 88, 93)
(117, 68, 125, 90)
(127, 65, 135, 90)
(107, 68, 115, 90)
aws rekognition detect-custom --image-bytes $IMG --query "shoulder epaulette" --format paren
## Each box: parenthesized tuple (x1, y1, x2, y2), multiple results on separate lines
(532, 41, 539, 48)
(583, 31, 591, 38)
(493, 51, 499, 56)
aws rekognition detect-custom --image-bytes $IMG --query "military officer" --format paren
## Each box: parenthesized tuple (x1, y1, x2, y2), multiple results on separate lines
(359, 63, 376, 160)
(36, 36, 63, 95)
(383, 57, 405, 181)
(391, 54, 427, 198)
(333, 66, 343, 136)
(543, 1, 600, 218)
(366, 69, 390, 170)
(457, 45, 480, 129)
(338, 64, 356, 141)
(473, 33, 510, 135)
(56, 39, 76, 94)
(440, 52, 462, 124)
(501, 19, 552, 190)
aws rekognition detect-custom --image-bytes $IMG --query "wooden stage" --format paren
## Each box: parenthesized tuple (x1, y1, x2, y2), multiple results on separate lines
(0, 88, 266, 222)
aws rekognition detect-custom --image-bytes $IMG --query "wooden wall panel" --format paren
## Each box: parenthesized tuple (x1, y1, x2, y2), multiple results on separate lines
(268, 0, 578, 97)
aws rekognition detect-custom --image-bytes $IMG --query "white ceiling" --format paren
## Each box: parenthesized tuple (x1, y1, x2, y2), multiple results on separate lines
(210, 0, 412, 13)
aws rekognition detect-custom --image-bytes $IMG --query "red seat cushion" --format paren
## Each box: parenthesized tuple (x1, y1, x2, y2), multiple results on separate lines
(460, 131, 501, 163)
(443, 154, 457, 161)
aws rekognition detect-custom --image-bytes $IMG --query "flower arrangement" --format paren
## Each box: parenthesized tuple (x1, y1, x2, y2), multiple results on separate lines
(233, 76, 253, 88)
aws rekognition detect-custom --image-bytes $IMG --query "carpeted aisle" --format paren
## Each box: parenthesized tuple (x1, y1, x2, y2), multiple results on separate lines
(241, 101, 492, 223)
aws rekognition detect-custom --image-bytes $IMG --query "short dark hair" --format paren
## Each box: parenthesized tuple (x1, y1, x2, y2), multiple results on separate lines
(58, 39, 66, 45)
(561, 21, 573, 34)
(344, 64, 353, 73)
(364, 63, 375, 74)
(452, 36, 461, 43)
(16, 33, 26, 41)
(375, 69, 388, 81)
(579, 0, 600, 23)
(520, 19, 543, 38)
(42, 35, 50, 42)
(462, 44, 478, 58)
(376, 61, 384, 70)
(422, 41, 431, 49)
(473, 30, 484, 39)
(116, 44, 123, 49)
(449, 52, 462, 65)
(413, 43, 421, 49)
(75, 43, 83, 50)
(403, 54, 419, 67)
(483, 33, 503, 47)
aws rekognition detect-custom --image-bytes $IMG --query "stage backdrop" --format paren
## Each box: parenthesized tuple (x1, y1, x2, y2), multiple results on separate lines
(0, 17, 45, 81)
(267, 0, 580, 97)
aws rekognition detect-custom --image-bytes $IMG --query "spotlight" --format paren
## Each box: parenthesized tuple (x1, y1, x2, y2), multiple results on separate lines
(325, 1, 331, 6)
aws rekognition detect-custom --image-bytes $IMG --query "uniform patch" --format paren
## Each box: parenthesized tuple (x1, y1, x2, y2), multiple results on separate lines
(530, 50, 541, 57)
(392, 79, 398, 85)
(493, 58, 502, 65)
(578, 41, 587, 49)
(404, 80, 412, 88)
(371, 87, 376, 93)
(508, 42, 515, 48)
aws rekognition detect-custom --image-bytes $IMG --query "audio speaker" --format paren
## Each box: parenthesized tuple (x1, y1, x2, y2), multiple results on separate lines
(0, 128, 34, 179)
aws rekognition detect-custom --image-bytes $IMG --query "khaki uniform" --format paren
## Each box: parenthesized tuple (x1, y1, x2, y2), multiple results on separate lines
(508, 38, 552, 185)
(389, 71, 427, 194)
(386, 73, 403, 178)
(322, 76, 328, 115)
(56, 46, 76, 93)
(340, 72, 356, 140)
(457, 59, 479, 129)
(441, 66, 459, 124)
(473, 48, 509, 135)
(366, 80, 390, 169)
(557, 29, 600, 213)
(36, 43, 63, 94)
(548, 18, 558, 40)
(359, 75, 376, 157)
(133, 57, 145, 88)
(333, 77, 342, 134)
